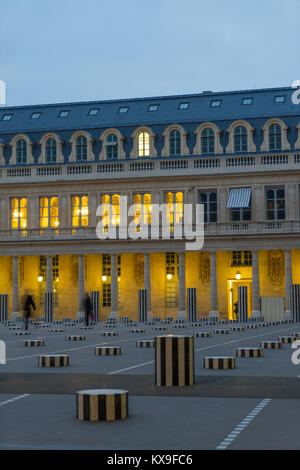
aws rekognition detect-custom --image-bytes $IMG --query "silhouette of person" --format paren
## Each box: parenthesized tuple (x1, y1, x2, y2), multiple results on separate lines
(23, 293, 36, 330)
(84, 293, 92, 326)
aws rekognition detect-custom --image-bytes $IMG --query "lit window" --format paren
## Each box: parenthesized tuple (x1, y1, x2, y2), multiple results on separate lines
(138, 131, 150, 157)
(241, 98, 253, 105)
(16, 139, 27, 164)
(232, 251, 252, 266)
(165, 252, 179, 307)
(75, 136, 87, 161)
(210, 100, 221, 107)
(178, 102, 190, 110)
(165, 192, 183, 230)
(1, 114, 13, 121)
(234, 126, 248, 152)
(201, 128, 215, 154)
(58, 110, 70, 118)
(118, 106, 129, 114)
(101, 194, 120, 229)
(11, 198, 27, 229)
(169, 130, 181, 156)
(40, 197, 59, 228)
(72, 195, 88, 227)
(275, 96, 286, 104)
(133, 193, 152, 230)
(148, 104, 159, 112)
(30, 112, 41, 119)
(105, 134, 118, 159)
(88, 108, 100, 116)
(45, 138, 57, 163)
(269, 123, 282, 151)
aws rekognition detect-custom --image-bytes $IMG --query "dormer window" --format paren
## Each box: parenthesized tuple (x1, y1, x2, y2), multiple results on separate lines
(88, 108, 99, 116)
(275, 96, 286, 104)
(1, 114, 13, 121)
(178, 102, 190, 110)
(148, 104, 159, 112)
(30, 112, 41, 119)
(58, 110, 70, 118)
(210, 100, 221, 107)
(118, 106, 129, 114)
(241, 97, 253, 105)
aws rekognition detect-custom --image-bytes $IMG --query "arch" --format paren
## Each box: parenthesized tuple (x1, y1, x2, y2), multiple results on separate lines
(99, 128, 126, 160)
(39, 132, 64, 164)
(193, 122, 223, 155)
(260, 118, 290, 152)
(69, 130, 95, 162)
(9, 134, 34, 165)
(161, 124, 189, 156)
(226, 120, 256, 153)
(130, 126, 157, 159)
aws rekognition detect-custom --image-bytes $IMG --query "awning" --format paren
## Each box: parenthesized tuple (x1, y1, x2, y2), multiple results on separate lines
(227, 187, 251, 208)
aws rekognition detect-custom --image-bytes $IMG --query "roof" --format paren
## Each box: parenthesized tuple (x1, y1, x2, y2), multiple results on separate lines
(0, 86, 299, 135)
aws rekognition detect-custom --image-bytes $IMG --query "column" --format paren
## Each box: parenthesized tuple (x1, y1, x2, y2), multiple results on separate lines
(177, 252, 186, 320)
(251, 251, 261, 318)
(144, 253, 151, 320)
(76, 254, 85, 319)
(109, 254, 118, 319)
(209, 252, 218, 319)
(285, 250, 292, 319)
(11, 256, 19, 320)
(46, 256, 53, 293)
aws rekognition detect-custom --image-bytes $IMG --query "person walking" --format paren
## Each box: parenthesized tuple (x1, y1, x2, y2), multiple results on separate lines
(24, 294, 36, 330)
(84, 293, 92, 327)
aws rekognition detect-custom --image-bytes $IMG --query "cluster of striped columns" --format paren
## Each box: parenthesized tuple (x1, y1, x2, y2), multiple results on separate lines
(155, 335, 194, 386)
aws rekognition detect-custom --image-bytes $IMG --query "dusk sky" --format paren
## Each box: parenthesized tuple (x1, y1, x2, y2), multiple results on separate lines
(1, 0, 300, 106)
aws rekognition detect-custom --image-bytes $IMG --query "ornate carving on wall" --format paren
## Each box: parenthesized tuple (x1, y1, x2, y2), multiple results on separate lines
(199, 252, 210, 286)
(268, 250, 284, 285)
(135, 254, 144, 287)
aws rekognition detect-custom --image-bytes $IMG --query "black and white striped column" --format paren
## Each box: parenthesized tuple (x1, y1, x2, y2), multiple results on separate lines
(291, 285, 300, 322)
(76, 389, 128, 422)
(91, 291, 100, 323)
(238, 286, 248, 322)
(0, 294, 8, 322)
(187, 288, 196, 323)
(44, 292, 54, 323)
(138, 289, 147, 323)
(155, 335, 194, 386)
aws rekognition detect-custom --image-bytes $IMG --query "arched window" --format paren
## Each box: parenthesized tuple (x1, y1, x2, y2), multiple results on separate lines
(269, 123, 282, 151)
(45, 138, 57, 163)
(106, 134, 118, 159)
(75, 136, 87, 161)
(201, 128, 215, 154)
(16, 139, 27, 164)
(234, 126, 248, 152)
(138, 132, 150, 157)
(169, 130, 181, 156)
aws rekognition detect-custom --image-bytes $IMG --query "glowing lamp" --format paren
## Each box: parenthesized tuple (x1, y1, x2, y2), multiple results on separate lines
(235, 271, 241, 280)
(102, 275, 107, 282)
(167, 273, 172, 280)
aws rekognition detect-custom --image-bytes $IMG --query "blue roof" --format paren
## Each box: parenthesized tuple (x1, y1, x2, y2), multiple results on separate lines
(0, 86, 299, 135)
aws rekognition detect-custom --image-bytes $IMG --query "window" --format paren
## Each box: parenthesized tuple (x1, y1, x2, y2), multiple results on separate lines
(11, 198, 27, 229)
(88, 108, 99, 116)
(275, 95, 285, 104)
(72, 195, 88, 227)
(242, 98, 253, 105)
(16, 139, 27, 164)
(118, 106, 129, 114)
(230, 198, 252, 222)
(210, 100, 221, 107)
(269, 123, 282, 151)
(199, 191, 217, 222)
(102, 254, 121, 307)
(234, 126, 248, 152)
(165, 192, 183, 230)
(105, 133, 118, 159)
(1, 114, 13, 121)
(133, 193, 152, 230)
(75, 136, 87, 161)
(138, 131, 150, 157)
(232, 251, 252, 266)
(45, 138, 57, 163)
(148, 104, 159, 112)
(58, 110, 70, 118)
(165, 252, 178, 307)
(40, 197, 59, 228)
(39, 255, 59, 307)
(169, 129, 181, 156)
(201, 127, 215, 154)
(30, 112, 41, 119)
(266, 187, 285, 220)
(178, 102, 189, 110)
(101, 194, 120, 229)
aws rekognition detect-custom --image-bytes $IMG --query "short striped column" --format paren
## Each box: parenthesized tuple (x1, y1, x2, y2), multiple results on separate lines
(100, 331, 118, 337)
(38, 355, 69, 367)
(231, 326, 246, 332)
(15, 331, 31, 335)
(137, 340, 154, 348)
(214, 329, 231, 334)
(195, 331, 211, 338)
(50, 329, 64, 333)
(174, 324, 186, 329)
(236, 348, 263, 357)
(80, 326, 94, 330)
(22, 340, 44, 347)
(95, 347, 121, 356)
(278, 336, 296, 344)
(129, 328, 145, 333)
(76, 389, 128, 422)
(153, 326, 167, 331)
(155, 335, 194, 386)
(246, 324, 259, 329)
(260, 341, 283, 349)
(203, 357, 235, 369)
(66, 335, 85, 341)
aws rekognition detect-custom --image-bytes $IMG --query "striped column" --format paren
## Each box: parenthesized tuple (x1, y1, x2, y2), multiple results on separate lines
(109, 254, 118, 320)
(251, 251, 261, 319)
(0, 294, 8, 322)
(91, 291, 100, 322)
(155, 335, 194, 386)
(285, 250, 292, 320)
(77, 254, 85, 319)
(44, 292, 54, 322)
(144, 253, 151, 320)
(291, 285, 300, 322)
(46, 256, 53, 293)
(187, 288, 196, 322)
(209, 252, 218, 319)
(11, 256, 19, 320)
(76, 389, 128, 421)
(238, 286, 248, 322)
(177, 253, 186, 321)
(138, 289, 147, 323)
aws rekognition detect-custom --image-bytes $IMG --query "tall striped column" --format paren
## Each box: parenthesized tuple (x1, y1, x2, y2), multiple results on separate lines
(46, 256, 53, 293)
(76, 254, 85, 320)
(144, 253, 151, 320)
(109, 254, 118, 320)
(251, 250, 261, 319)
(11, 256, 19, 321)
(238, 286, 248, 322)
(177, 253, 186, 321)
(187, 288, 196, 322)
(285, 250, 292, 320)
(155, 335, 194, 386)
(291, 285, 300, 322)
(209, 252, 218, 319)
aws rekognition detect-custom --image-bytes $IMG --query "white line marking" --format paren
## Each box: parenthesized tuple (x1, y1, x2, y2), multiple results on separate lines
(107, 361, 154, 375)
(216, 398, 271, 450)
(0, 394, 30, 407)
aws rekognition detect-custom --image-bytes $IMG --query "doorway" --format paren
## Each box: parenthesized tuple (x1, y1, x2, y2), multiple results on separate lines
(228, 279, 252, 320)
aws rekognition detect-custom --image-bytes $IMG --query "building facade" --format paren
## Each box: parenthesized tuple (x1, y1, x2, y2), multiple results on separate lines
(0, 86, 300, 321)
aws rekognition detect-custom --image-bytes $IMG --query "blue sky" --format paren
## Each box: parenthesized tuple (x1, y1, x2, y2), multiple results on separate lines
(1, 0, 300, 106)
